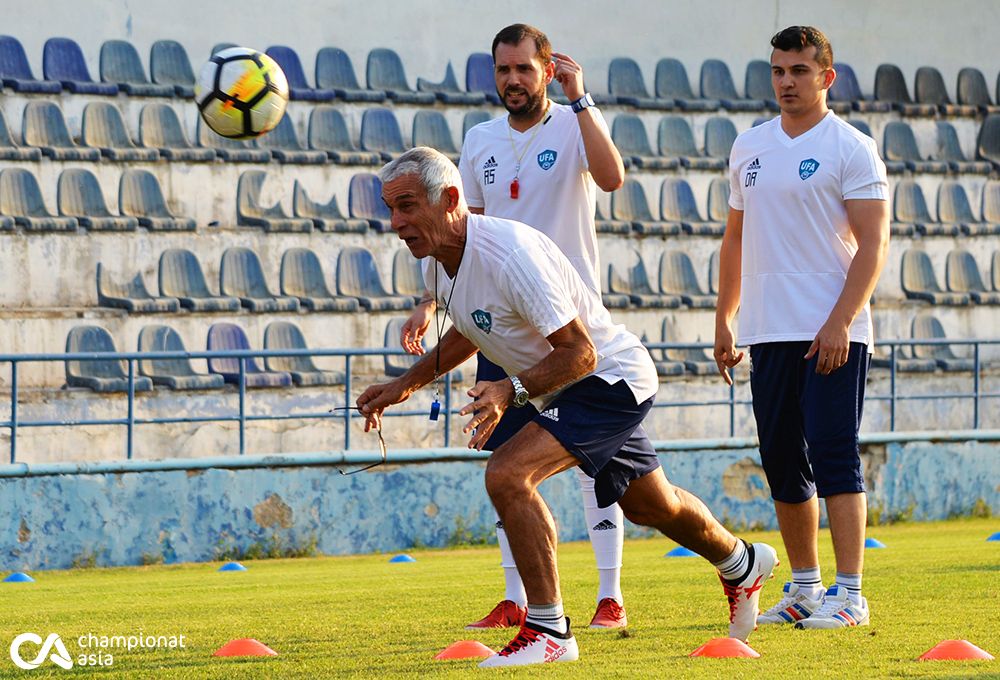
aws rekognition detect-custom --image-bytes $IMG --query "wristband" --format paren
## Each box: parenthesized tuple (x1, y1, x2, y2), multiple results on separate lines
(570, 92, 595, 113)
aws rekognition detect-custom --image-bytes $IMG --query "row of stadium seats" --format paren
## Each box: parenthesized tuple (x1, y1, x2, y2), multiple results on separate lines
(901, 248, 1000, 305)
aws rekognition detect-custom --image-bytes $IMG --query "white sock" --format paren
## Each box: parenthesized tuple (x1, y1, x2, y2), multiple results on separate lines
(791, 566, 824, 599)
(578, 468, 624, 604)
(713, 540, 750, 582)
(525, 602, 567, 635)
(835, 572, 864, 606)
(495, 511, 527, 606)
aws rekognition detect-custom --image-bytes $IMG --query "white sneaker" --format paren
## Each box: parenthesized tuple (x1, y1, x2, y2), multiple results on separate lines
(795, 585, 869, 629)
(758, 582, 823, 625)
(719, 542, 779, 641)
(478, 619, 579, 667)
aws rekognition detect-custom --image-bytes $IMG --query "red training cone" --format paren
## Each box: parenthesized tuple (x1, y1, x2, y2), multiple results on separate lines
(434, 640, 495, 660)
(212, 638, 279, 657)
(689, 637, 760, 658)
(919, 640, 994, 661)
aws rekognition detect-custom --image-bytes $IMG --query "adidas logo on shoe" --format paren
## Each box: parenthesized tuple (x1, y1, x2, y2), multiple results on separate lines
(748, 157, 761, 170)
(495, 520, 504, 529)
(592, 519, 617, 531)
(484, 156, 498, 169)
(543, 638, 566, 663)
(539, 408, 559, 422)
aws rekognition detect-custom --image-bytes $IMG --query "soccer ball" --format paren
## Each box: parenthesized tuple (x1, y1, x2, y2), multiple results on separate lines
(195, 47, 289, 139)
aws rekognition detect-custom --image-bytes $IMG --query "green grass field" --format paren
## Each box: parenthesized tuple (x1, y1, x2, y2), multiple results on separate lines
(1, 518, 997, 679)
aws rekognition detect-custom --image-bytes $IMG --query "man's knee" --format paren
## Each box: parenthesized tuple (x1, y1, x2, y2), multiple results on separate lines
(620, 472, 682, 526)
(484, 457, 531, 507)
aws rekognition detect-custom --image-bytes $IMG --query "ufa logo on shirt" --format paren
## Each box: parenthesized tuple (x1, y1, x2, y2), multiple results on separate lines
(799, 158, 820, 180)
(471, 309, 492, 334)
(537, 150, 557, 170)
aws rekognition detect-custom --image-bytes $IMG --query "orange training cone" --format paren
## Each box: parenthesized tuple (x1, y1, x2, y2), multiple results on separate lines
(919, 640, 994, 661)
(689, 637, 760, 658)
(434, 640, 495, 660)
(212, 638, 279, 657)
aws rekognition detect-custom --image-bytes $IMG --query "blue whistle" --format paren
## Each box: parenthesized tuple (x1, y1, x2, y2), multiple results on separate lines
(429, 400, 441, 421)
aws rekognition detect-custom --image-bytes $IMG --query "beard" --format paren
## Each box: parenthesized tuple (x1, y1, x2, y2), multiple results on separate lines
(501, 85, 546, 119)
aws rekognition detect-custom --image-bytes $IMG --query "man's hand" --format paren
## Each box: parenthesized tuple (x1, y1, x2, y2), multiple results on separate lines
(713, 322, 744, 386)
(458, 380, 515, 450)
(356, 380, 412, 431)
(804, 318, 851, 375)
(552, 52, 584, 101)
(400, 300, 435, 355)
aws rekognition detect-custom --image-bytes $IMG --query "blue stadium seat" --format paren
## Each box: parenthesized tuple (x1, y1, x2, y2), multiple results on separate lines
(158, 248, 240, 312)
(704, 117, 737, 163)
(706, 178, 730, 224)
(82, 102, 160, 161)
(946, 249, 1000, 304)
(119, 169, 196, 231)
(392, 247, 424, 302)
(22, 101, 101, 161)
(465, 52, 501, 104)
(977, 113, 1000, 170)
(650, 326, 685, 377)
(608, 57, 673, 110)
(149, 40, 195, 97)
(662, 317, 715, 375)
(934, 122, 992, 174)
(708, 249, 721, 295)
(900, 249, 970, 305)
(58, 168, 138, 232)
(139, 103, 216, 161)
(196, 116, 272, 163)
(336, 246, 414, 311)
(264, 321, 345, 386)
(293, 181, 368, 233)
(383, 317, 421, 377)
(611, 178, 680, 236)
(608, 250, 681, 308)
(96, 262, 180, 312)
(266, 45, 335, 101)
(307, 105, 381, 165)
(894, 180, 958, 237)
(463, 110, 491, 140)
(700, 59, 765, 111)
(315, 47, 386, 102)
(43, 37, 118, 95)
(594, 202, 630, 235)
(828, 62, 890, 113)
(220, 247, 300, 313)
(65, 325, 153, 393)
(0, 168, 77, 232)
(654, 58, 717, 111)
(349, 173, 392, 232)
(209, 43, 237, 57)
(280, 247, 359, 312)
(255, 114, 328, 164)
(207, 323, 293, 388)
(546, 80, 569, 105)
(366, 47, 436, 104)
(875, 64, 937, 116)
(938, 181, 999, 236)
(957, 67, 999, 114)
(847, 119, 873, 138)
(983, 181, 1000, 229)
(237, 170, 313, 233)
(417, 61, 486, 105)
(658, 116, 725, 170)
(138, 325, 225, 390)
(744, 59, 778, 110)
(0, 109, 41, 161)
(659, 249, 715, 308)
(0, 35, 61, 93)
(360, 107, 407, 161)
(911, 313, 974, 371)
(882, 121, 948, 174)
(411, 111, 460, 162)
(611, 114, 678, 170)
(660, 178, 723, 236)
(100, 40, 174, 97)
(915, 66, 975, 116)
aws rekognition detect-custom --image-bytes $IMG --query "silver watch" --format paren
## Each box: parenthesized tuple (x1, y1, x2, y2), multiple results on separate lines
(509, 376, 530, 408)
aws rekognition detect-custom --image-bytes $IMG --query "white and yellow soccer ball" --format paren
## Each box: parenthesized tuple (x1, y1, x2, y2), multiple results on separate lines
(195, 47, 289, 139)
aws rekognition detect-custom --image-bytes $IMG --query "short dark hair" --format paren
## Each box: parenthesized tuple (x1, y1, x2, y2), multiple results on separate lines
(492, 23, 552, 65)
(770, 25, 833, 69)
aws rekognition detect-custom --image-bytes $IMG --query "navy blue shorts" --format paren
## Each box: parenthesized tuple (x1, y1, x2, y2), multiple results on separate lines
(477, 354, 538, 450)
(749, 341, 870, 503)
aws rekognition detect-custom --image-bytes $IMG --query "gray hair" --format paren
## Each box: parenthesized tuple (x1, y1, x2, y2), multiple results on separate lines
(379, 146, 465, 206)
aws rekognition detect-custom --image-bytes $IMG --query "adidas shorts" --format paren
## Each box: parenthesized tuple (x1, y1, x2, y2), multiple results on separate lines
(532, 376, 659, 509)
(477, 354, 539, 450)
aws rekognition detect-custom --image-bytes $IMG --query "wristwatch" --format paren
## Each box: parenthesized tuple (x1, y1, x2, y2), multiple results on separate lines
(509, 376, 530, 408)
(570, 93, 595, 113)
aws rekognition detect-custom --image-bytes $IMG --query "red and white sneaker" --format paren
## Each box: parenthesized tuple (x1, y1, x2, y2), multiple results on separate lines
(719, 542, 778, 641)
(588, 598, 628, 629)
(478, 619, 579, 668)
(464, 600, 526, 630)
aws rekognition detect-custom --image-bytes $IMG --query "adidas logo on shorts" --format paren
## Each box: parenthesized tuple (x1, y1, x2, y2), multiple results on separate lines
(484, 156, 498, 169)
(539, 408, 559, 422)
(748, 157, 761, 170)
(592, 519, 617, 531)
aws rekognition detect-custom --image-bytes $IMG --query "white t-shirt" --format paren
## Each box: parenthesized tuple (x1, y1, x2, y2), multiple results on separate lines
(458, 102, 604, 294)
(422, 214, 657, 411)
(728, 112, 888, 348)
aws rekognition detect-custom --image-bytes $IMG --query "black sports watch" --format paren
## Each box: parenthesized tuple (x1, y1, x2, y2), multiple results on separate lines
(509, 376, 530, 408)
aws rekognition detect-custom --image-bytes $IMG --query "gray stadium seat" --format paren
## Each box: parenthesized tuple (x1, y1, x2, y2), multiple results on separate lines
(915, 66, 976, 116)
(360, 107, 407, 161)
(43, 37, 118, 95)
(209, 43, 238, 56)
(82, 102, 160, 161)
(307, 106, 380, 165)
(658, 116, 726, 170)
(662, 317, 715, 375)
(938, 181, 999, 236)
(383, 317, 421, 377)
(993, 251, 1000, 293)
(366, 47, 436, 104)
(195, 117, 272, 163)
(977, 114, 1000, 169)
(595, 202, 630, 235)
(158, 248, 241, 312)
(704, 117, 737, 163)
(266, 45, 335, 102)
(349, 173, 392, 232)
(58, 168, 138, 232)
(0, 109, 41, 161)
(150, 40, 196, 97)
(96, 262, 180, 312)
(744, 59, 778, 110)
(220, 247, 300, 313)
(336, 246, 414, 311)
(700, 59, 765, 111)
(546, 80, 569, 105)
(608, 57, 673, 110)
(264, 321, 345, 386)
(654, 58, 718, 111)
(392, 248, 424, 302)
(911, 313, 974, 371)
(465, 52, 501, 105)
(894, 180, 958, 237)
(280, 247, 359, 312)
(956, 67, 999, 114)
(707, 178, 730, 224)
(900, 249, 970, 305)
(0, 168, 77, 232)
(138, 325, 225, 390)
(256, 115, 328, 164)
(22, 101, 101, 161)
(0, 35, 61, 93)
(463, 110, 492, 140)
(847, 119, 873, 137)
(708, 249, 721, 295)
(659, 250, 715, 308)
(207, 322, 293, 388)
(237, 171, 313, 233)
(945, 249, 1000, 304)
(983, 181, 1000, 229)
(601, 265, 630, 310)
(650, 327, 685, 377)
(828, 62, 890, 113)
(119, 169, 196, 231)
(933, 121, 993, 174)
(139, 103, 216, 161)
(611, 179, 680, 236)
(612, 114, 678, 170)
(608, 250, 681, 308)
(99, 40, 174, 97)
(661, 178, 723, 236)
(292, 181, 368, 233)
(874, 64, 937, 116)
(412, 110, 460, 163)
(882, 121, 948, 174)
(417, 61, 485, 105)
(315, 47, 386, 102)
(65, 325, 153, 393)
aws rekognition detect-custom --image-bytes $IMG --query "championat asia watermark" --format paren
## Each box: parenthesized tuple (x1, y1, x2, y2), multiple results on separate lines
(9, 631, 187, 670)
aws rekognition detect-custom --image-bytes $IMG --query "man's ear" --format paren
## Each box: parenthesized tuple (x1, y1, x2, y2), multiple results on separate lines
(543, 59, 555, 85)
(823, 66, 837, 90)
(445, 185, 461, 212)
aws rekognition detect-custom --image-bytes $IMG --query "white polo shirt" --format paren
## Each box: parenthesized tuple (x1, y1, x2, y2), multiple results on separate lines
(728, 112, 888, 348)
(423, 214, 657, 410)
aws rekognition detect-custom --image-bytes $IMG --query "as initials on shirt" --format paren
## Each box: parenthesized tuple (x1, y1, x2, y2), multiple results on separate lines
(745, 171, 757, 188)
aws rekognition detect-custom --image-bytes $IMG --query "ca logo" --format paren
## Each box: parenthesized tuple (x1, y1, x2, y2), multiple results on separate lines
(10, 633, 73, 670)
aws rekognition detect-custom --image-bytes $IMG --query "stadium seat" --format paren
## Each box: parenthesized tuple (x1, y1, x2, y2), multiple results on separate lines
(392, 247, 424, 302)
(42, 37, 118, 95)
(237, 170, 313, 233)
(96, 262, 180, 312)
(882, 121, 948, 174)
(119, 169, 196, 231)
(654, 58, 717, 111)
(601, 266, 630, 309)
(706, 178, 730, 225)
(0, 35, 61, 93)
(349, 173, 392, 232)
(22, 101, 101, 161)
(612, 114, 678, 170)
(911, 313, 974, 372)
(58, 168, 138, 232)
(658, 116, 726, 170)
(264, 321, 345, 386)
(149, 39, 196, 97)
(0, 109, 41, 160)
(417, 61, 485, 105)
(139, 103, 216, 161)
(255, 114, 328, 164)
(649, 327, 685, 377)
(915, 66, 976, 116)
(847, 119, 873, 137)
(0, 168, 77, 232)
(207, 323, 293, 388)
(360, 107, 407, 161)
(266, 45, 335, 101)
(874, 64, 937, 116)
(546, 80, 570, 105)
(661, 317, 715, 375)
(900, 249, 970, 305)
(704, 117, 737, 163)
(611, 179, 680, 236)
(977, 114, 1000, 169)
(828, 62, 890, 113)
(594, 202, 630, 235)
(65, 325, 153, 393)
(894, 180, 958, 237)
(937, 181, 1000, 236)
(708, 249, 721, 295)
(81, 102, 160, 161)
(279, 247, 359, 312)
(196, 117, 272, 163)
(744, 59, 778, 110)
(608, 250, 681, 308)
(465, 52, 501, 104)
(99, 39, 173, 97)
(411, 111, 460, 163)
(158, 248, 241, 312)
(659, 249, 715, 308)
(661, 178, 724, 236)
(983, 181, 1000, 229)
(383, 317, 421, 377)
(608, 57, 673, 109)
(700, 59, 764, 111)
(367, 48, 435, 104)
(307, 106, 381, 165)
(315, 47, 386, 102)
(933, 121, 993, 174)
(956, 67, 999, 114)
(292, 181, 368, 233)
(336, 246, 414, 311)
(209, 43, 237, 56)
(219, 247, 300, 313)
(138, 325, 225, 390)
(946, 249, 1000, 304)
(463, 110, 492, 139)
